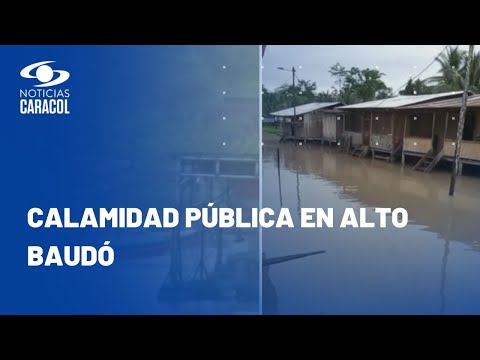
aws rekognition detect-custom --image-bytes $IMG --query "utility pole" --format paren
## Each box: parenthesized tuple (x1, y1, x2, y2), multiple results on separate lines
(449, 44, 474, 196)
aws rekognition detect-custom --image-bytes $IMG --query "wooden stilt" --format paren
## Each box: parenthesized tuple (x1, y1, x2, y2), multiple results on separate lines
(391, 112, 395, 162)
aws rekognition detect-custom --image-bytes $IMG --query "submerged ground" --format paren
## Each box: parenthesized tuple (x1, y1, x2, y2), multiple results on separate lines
(262, 127, 480, 314)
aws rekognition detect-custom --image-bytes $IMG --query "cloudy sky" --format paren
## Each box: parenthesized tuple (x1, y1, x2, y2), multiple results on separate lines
(262, 45, 474, 94)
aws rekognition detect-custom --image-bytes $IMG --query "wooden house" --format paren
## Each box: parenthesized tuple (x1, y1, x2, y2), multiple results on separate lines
(270, 102, 344, 144)
(399, 93, 480, 172)
(338, 92, 465, 160)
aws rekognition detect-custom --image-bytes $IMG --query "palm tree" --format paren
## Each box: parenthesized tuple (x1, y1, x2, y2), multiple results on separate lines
(461, 51, 480, 92)
(427, 46, 465, 91)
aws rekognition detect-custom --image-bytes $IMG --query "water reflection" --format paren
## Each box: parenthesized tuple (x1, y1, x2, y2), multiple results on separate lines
(263, 141, 480, 314)
(440, 238, 450, 314)
(273, 143, 480, 248)
(296, 169, 301, 218)
(262, 253, 279, 315)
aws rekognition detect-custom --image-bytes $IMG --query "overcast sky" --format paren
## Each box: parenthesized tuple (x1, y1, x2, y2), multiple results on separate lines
(262, 45, 474, 94)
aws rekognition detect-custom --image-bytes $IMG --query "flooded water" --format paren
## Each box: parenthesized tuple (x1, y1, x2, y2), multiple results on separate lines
(262, 140, 480, 314)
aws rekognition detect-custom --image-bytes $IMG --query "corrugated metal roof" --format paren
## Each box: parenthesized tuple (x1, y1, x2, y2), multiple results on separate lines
(270, 102, 342, 116)
(400, 94, 480, 109)
(338, 91, 464, 110)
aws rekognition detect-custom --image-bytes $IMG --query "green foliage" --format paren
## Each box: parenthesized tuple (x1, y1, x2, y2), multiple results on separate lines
(399, 78, 433, 95)
(263, 63, 394, 114)
(328, 64, 392, 104)
(263, 45, 480, 116)
(262, 125, 281, 143)
(376, 88, 394, 99)
(262, 79, 337, 115)
(426, 46, 480, 93)
(329, 62, 347, 94)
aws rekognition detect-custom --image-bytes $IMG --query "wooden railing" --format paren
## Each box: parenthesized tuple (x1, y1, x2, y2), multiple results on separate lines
(403, 137, 432, 154)
(370, 134, 392, 150)
(343, 131, 362, 146)
(425, 149, 444, 172)
(443, 139, 480, 161)
(412, 150, 432, 171)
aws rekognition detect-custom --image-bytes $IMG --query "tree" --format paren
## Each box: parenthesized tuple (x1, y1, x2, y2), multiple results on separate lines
(427, 46, 466, 91)
(462, 51, 480, 92)
(262, 85, 277, 115)
(426, 46, 480, 94)
(376, 88, 394, 99)
(317, 91, 337, 102)
(400, 78, 415, 95)
(347, 68, 388, 102)
(262, 79, 324, 115)
(296, 79, 318, 104)
(400, 78, 433, 95)
(328, 64, 392, 104)
(329, 62, 347, 98)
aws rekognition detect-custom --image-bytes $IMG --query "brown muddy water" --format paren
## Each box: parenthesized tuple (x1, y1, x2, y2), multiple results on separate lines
(262, 140, 480, 314)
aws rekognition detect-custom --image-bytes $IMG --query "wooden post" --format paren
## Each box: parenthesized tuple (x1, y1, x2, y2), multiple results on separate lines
(431, 112, 436, 154)
(402, 114, 407, 166)
(370, 112, 373, 147)
(369, 112, 374, 160)
(431, 112, 436, 141)
(444, 111, 449, 140)
(449, 44, 474, 196)
(304, 114, 307, 145)
(391, 112, 395, 162)
(360, 113, 364, 146)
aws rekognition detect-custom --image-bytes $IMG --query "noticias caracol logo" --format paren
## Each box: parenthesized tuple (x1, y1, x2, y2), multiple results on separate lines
(19, 61, 70, 115)
(20, 61, 70, 87)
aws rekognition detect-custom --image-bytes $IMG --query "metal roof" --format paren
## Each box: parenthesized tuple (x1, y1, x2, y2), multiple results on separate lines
(338, 91, 464, 110)
(400, 94, 480, 109)
(270, 102, 342, 117)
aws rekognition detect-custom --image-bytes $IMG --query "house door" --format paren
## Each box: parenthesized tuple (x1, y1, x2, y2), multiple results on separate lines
(362, 116, 370, 146)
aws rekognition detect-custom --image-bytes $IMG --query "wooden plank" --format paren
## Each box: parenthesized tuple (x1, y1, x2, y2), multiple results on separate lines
(344, 131, 362, 146)
(444, 139, 480, 160)
(322, 114, 337, 141)
(403, 137, 432, 154)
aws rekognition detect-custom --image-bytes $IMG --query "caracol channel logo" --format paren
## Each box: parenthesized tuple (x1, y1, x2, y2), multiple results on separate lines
(19, 61, 71, 115)
(20, 61, 70, 87)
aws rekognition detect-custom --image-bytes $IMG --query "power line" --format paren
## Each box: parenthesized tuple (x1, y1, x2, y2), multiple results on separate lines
(391, 45, 449, 96)
(373, 45, 450, 107)
(279, 73, 294, 87)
